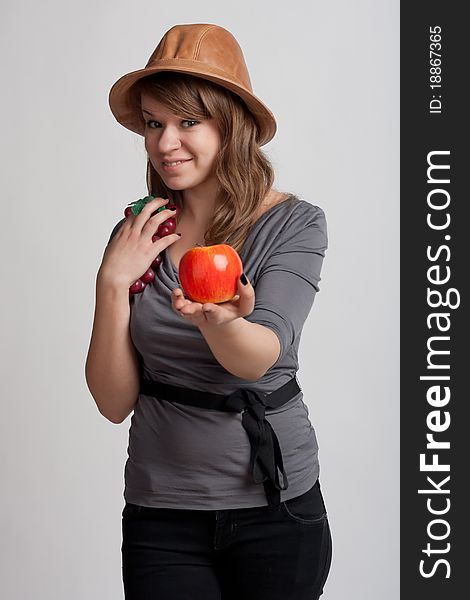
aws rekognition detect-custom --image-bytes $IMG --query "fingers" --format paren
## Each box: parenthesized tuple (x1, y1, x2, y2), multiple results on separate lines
(170, 276, 255, 327)
(131, 197, 181, 256)
(202, 302, 217, 313)
(151, 232, 181, 259)
(171, 289, 208, 327)
(236, 273, 255, 316)
(172, 288, 192, 312)
(200, 303, 224, 326)
(142, 206, 178, 237)
(172, 287, 186, 308)
(129, 197, 170, 232)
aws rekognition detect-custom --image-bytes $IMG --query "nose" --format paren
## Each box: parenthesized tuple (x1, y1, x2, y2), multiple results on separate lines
(156, 125, 182, 154)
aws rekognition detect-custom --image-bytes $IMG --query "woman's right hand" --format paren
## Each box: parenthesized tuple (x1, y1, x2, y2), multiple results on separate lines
(97, 197, 180, 289)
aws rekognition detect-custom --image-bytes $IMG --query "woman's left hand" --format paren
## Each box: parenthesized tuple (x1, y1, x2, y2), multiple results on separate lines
(171, 274, 255, 328)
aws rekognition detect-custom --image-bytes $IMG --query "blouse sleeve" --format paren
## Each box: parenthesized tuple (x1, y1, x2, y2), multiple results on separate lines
(245, 202, 328, 365)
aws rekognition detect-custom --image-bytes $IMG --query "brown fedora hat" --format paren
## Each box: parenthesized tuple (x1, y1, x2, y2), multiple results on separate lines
(108, 23, 277, 146)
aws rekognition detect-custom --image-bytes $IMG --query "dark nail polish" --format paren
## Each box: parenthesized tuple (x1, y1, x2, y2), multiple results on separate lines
(176, 233, 182, 237)
(240, 272, 248, 285)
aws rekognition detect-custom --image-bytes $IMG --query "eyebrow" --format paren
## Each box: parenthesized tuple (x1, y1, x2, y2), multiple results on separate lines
(141, 108, 200, 121)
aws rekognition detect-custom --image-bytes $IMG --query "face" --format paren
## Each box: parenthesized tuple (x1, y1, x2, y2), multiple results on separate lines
(141, 92, 221, 196)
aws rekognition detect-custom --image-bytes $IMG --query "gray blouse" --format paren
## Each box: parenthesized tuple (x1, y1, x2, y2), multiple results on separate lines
(108, 194, 328, 509)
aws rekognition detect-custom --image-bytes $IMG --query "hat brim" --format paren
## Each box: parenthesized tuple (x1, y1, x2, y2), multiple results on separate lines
(108, 59, 277, 146)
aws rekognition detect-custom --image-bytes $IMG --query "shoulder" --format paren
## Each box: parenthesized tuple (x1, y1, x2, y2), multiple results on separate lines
(289, 197, 327, 224)
(292, 199, 328, 243)
(259, 194, 328, 249)
(284, 200, 328, 255)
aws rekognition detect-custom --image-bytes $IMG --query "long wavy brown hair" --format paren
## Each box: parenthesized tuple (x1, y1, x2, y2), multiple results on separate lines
(129, 72, 281, 253)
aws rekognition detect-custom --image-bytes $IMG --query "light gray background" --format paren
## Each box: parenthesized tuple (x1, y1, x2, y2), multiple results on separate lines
(0, 1, 399, 598)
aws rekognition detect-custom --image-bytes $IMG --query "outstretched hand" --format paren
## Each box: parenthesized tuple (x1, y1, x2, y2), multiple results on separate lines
(171, 274, 255, 328)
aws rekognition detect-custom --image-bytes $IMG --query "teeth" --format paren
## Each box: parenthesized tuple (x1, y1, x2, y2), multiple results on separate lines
(164, 160, 185, 166)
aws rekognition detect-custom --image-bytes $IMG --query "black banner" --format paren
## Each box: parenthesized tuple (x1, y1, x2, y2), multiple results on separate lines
(401, 3, 468, 598)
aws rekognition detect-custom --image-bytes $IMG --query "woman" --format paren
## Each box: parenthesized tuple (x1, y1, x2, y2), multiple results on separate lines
(86, 23, 332, 600)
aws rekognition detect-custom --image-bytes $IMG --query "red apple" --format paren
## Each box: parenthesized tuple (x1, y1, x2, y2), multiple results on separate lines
(179, 244, 243, 304)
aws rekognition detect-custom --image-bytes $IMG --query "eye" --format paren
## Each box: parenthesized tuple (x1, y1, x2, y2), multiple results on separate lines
(182, 120, 199, 128)
(143, 119, 200, 129)
(145, 120, 161, 129)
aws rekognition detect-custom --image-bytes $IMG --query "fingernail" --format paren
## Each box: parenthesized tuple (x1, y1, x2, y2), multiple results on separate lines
(176, 232, 182, 237)
(240, 272, 248, 285)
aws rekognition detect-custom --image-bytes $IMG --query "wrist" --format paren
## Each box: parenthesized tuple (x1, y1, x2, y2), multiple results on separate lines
(96, 268, 130, 296)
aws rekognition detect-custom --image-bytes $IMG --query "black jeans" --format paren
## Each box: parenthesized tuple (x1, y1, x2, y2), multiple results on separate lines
(121, 479, 332, 600)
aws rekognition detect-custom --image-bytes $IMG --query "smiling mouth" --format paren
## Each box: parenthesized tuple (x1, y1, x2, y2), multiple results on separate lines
(162, 159, 192, 167)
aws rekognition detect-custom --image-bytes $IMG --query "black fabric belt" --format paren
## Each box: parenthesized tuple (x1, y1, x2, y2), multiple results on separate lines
(139, 376, 301, 509)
